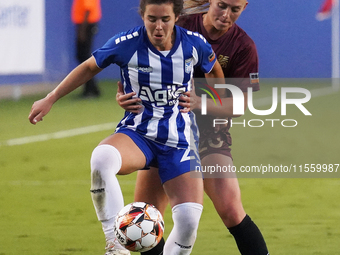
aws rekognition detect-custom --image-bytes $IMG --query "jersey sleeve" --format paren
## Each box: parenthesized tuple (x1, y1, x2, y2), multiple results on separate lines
(92, 27, 140, 69)
(92, 33, 124, 69)
(194, 35, 217, 74)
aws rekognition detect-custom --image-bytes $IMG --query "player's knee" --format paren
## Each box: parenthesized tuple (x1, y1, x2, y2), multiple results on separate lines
(90, 144, 122, 176)
(172, 202, 203, 239)
(218, 203, 246, 228)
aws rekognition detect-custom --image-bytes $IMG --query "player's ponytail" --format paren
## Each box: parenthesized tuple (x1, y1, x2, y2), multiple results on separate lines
(183, 0, 209, 14)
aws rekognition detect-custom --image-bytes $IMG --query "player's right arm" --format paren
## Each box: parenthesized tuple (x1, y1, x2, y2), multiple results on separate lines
(28, 56, 102, 124)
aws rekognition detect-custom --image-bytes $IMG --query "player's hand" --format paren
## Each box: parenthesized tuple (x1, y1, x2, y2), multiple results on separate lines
(116, 81, 142, 114)
(179, 92, 191, 113)
(179, 80, 200, 113)
(28, 95, 54, 125)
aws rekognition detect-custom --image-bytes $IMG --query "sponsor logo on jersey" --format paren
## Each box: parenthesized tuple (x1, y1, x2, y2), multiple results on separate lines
(135, 66, 153, 73)
(140, 85, 186, 106)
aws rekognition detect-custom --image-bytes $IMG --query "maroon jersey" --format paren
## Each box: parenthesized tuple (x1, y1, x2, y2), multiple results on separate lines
(177, 13, 259, 91)
(177, 13, 260, 159)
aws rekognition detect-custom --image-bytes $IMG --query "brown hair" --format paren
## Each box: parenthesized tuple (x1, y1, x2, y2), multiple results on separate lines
(139, 0, 184, 17)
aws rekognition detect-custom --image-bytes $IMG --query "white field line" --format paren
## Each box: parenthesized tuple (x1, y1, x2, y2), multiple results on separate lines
(0, 179, 136, 186)
(1, 86, 339, 148)
(1, 122, 117, 147)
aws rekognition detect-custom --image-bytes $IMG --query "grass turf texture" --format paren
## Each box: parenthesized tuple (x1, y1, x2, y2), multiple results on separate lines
(0, 80, 339, 254)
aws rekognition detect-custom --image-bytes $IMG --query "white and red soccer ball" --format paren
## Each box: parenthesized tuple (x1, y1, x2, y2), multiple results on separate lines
(114, 202, 165, 252)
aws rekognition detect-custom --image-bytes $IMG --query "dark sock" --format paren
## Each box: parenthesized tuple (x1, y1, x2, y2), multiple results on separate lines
(228, 215, 269, 255)
(141, 237, 165, 255)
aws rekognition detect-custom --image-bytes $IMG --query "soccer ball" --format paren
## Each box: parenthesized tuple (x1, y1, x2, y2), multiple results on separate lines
(114, 202, 165, 252)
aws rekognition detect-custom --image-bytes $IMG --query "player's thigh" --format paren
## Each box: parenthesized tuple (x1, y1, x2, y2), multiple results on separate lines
(202, 154, 245, 226)
(99, 133, 146, 174)
(134, 167, 168, 215)
(163, 172, 204, 208)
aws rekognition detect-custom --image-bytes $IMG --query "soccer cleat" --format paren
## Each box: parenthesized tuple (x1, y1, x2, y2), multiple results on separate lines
(104, 241, 131, 255)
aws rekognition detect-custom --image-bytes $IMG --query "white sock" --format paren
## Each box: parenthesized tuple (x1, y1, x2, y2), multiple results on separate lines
(164, 202, 203, 255)
(90, 144, 125, 245)
(102, 218, 126, 250)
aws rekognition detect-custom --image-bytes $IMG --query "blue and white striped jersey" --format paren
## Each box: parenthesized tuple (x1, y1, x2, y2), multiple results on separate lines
(93, 25, 216, 148)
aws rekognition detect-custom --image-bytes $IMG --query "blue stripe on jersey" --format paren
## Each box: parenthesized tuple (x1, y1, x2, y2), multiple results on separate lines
(136, 46, 151, 136)
(176, 110, 186, 146)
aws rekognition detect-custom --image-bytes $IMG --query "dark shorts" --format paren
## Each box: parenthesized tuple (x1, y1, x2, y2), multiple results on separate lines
(116, 128, 201, 183)
(199, 128, 233, 160)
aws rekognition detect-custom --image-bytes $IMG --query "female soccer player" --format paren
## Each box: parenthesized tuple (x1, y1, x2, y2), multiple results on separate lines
(117, 0, 270, 255)
(28, 0, 224, 254)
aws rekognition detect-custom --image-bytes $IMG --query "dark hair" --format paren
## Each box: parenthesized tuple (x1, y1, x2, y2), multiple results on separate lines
(139, 0, 184, 17)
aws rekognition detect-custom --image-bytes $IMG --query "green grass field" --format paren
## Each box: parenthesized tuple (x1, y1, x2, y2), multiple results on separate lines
(0, 80, 339, 254)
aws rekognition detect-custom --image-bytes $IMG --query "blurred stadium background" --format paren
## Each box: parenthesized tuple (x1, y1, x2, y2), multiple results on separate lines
(0, 0, 338, 94)
(1, 1, 339, 254)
